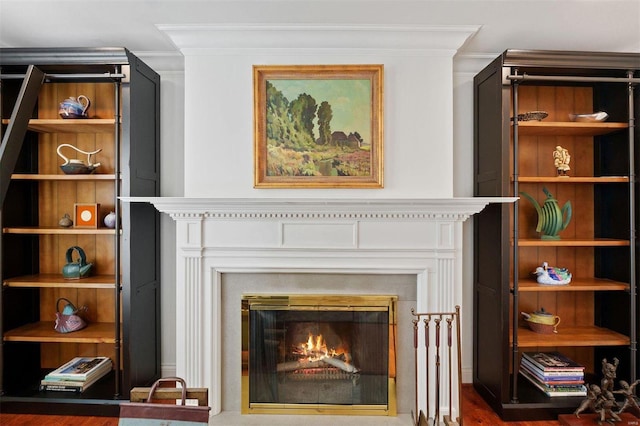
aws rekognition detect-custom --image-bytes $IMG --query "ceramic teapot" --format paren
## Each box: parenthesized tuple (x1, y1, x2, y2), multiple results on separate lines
(521, 308, 561, 334)
(57, 143, 102, 174)
(62, 246, 93, 279)
(520, 187, 572, 240)
(521, 308, 561, 326)
(58, 95, 91, 118)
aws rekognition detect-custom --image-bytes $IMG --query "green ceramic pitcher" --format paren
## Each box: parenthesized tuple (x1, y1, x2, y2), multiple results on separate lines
(519, 187, 572, 240)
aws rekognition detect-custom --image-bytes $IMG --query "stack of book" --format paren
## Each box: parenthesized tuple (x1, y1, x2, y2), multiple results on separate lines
(519, 351, 587, 397)
(40, 356, 112, 393)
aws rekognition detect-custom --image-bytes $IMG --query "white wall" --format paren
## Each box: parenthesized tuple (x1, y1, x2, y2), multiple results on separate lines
(183, 52, 456, 198)
(164, 24, 479, 198)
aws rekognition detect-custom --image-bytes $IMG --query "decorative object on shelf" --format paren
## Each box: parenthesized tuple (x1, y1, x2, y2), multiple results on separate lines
(62, 246, 93, 279)
(103, 211, 117, 229)
(57, 143, 102, 174)
(58, 95, 91, 118)
(553, 145, 571, 177)
(521, 308, 561, 334)
(74, 203, 100, 228)
(574, 358, 640, 421)
(58, 213, 73, 228)
(512, 111, 549, 122)
(612, 379, 640, 417)
(520, 187, 572, 240)
(601, 357, 620, 393)
(54, 297, 88, 333)
(569, 111, 609, 122)
(533, 261, 572, 285)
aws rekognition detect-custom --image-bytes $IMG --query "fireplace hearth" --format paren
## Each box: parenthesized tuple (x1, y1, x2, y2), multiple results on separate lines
(242, 295, 397, 415)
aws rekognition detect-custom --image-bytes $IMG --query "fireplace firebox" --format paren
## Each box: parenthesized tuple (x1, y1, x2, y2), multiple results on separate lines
(241, 295, 397, 416)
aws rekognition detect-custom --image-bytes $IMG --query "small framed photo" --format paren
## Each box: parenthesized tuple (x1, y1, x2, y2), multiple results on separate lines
(74, 203, 100, 228)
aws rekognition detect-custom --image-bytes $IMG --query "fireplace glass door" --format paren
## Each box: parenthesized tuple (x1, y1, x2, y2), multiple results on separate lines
(242, 295, 397, 415)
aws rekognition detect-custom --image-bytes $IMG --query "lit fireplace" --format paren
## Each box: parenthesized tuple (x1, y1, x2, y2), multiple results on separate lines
(242, 295, 397, 415)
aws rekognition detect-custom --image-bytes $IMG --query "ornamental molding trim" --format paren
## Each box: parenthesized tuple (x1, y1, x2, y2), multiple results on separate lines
(121, 197, 516, 221)
(201, 211, 471, 220)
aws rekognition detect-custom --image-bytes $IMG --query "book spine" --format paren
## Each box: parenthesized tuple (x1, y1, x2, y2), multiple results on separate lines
(520, 369, 587, 397)
(520, 359, 584, 381)
(522, 352, 584, 371)
(39, 384, 82, 393)
(41, 381, 84, 387)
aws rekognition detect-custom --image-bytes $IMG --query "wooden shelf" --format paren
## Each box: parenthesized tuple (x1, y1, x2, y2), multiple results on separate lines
(512, 326, 630, 347)
(517, 238, 629, 247)
(2, 118, 115, 133)
(517, 176, 629, 183)
(3, 322, 116, 343)
(3, 227, 117, 235)
(3, 274, 116, 289)
(11, 174, 116, 181)
(514, 121, 627, 136)
(516, 277, 629, 292)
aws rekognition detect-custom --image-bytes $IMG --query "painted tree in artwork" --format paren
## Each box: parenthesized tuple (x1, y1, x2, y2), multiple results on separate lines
(289, 93, 317, 145)
(317, 101, 333, 146)
(265, 81, 291, 145)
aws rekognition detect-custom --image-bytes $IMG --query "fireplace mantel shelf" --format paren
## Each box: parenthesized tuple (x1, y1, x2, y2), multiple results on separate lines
(121, 196, 516, 219)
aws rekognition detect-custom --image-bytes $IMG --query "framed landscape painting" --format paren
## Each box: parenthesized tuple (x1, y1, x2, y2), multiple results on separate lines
(253, 64, 383, 188)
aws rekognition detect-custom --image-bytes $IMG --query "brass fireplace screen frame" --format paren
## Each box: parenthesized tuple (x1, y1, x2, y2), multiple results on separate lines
(241, 294, 398, 416)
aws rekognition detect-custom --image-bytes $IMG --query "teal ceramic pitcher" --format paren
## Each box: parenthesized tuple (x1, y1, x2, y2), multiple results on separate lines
(519, 187, 572, 240)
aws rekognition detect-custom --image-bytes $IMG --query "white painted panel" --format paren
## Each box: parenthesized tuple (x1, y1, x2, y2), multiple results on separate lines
(205, 220, 279, 247)
(438, 221, 454, 249)
(282, 222, 356, 248)
(359, 220, 438, 249)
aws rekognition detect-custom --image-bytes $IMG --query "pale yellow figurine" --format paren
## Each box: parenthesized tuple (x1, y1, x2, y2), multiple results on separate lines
(553, 145, 571, 177)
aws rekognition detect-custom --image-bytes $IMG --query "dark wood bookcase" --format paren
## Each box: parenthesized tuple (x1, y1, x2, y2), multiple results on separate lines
(473, 49, 640, 420)
(0, 48, 161, 415)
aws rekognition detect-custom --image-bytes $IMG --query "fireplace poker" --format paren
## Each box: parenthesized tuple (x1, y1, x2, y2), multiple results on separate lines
(412, 318, 419, 426)
(434, 318, 441, 426)
(425, 317, 431, 422)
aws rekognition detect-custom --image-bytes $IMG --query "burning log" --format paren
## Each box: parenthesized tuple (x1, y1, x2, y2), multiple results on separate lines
(277, 359, 326, 373)
(277, 356, 359, 374)
(322, 356, 359, 373)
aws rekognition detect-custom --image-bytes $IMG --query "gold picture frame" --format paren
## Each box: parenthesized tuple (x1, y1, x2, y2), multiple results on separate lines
(253, 64, 383, 188)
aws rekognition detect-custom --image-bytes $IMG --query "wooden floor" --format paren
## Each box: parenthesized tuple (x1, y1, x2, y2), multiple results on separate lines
(0, 384, 561, 425)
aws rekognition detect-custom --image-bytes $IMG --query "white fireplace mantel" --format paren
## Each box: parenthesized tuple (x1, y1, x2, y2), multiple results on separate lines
(123, 196, 514, 419)
(127, 196, 506, 217)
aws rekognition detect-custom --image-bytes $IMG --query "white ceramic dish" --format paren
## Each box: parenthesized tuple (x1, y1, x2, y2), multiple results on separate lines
(569, 111, 609, 122)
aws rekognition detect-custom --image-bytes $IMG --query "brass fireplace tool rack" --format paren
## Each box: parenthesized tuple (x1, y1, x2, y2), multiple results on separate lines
(411, 306, 462, 426)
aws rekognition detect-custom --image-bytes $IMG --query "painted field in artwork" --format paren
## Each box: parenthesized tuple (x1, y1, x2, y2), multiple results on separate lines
(265, 78, 372, 177)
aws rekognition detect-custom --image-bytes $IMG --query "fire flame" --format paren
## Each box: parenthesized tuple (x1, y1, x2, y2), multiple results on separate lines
(295, 333, 343, 362)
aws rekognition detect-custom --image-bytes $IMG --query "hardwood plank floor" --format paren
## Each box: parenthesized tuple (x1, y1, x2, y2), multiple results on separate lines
(0, 385, 562, 425)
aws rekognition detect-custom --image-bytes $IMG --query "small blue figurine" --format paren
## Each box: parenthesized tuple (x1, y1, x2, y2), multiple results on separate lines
(534, 261, 572, 285)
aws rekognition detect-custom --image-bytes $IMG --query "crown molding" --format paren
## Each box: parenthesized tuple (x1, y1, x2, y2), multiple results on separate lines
(157, 23, 480, 55)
